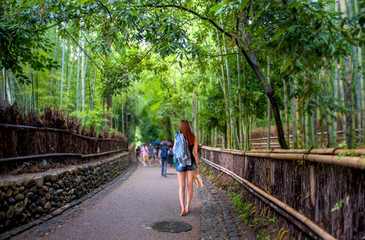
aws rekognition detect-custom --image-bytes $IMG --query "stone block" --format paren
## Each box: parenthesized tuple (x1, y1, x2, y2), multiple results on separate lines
(9, 181, 16, 189)
(3, 181, 10, 191)
(23, 198, 29, 208)
(44, 202, 51, 210)
(50, 174, 58, 182)
(29, 203, 37, 214)
(36, 206, 44, 214)
(30, 186, 37, 193)
(15, 202, 24, 215)
(6, 206, 15, 218)
(45, 193, 51, 200)
(34, 177, 44, 188)
(26, 192, 33, 199)
(23, 179, 33, 188)
(15, 194, 25, 201)
(13, 188, 19, 195)
(6, 189, 13, 198)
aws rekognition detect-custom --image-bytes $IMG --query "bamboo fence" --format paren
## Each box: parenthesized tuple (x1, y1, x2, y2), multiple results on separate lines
(200, 145, 365, 240)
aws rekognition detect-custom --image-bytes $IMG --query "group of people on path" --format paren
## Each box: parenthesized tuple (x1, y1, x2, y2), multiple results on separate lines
(135, 143, 174, 177)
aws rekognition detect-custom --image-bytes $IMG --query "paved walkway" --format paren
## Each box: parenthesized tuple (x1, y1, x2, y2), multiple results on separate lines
(13, 161, 201, 240)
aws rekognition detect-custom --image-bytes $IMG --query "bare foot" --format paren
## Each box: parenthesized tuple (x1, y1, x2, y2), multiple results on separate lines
(180, 209, 186, 216)
(185, 206, 190, 214)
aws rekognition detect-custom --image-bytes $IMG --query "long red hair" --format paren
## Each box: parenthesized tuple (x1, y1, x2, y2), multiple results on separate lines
(179, 120, 195, 145)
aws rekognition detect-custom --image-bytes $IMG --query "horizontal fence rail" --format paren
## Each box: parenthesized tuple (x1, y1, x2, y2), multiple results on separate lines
(200, 145, 365, 240)
(0, 123, 128, 159)
(0, 123, 125, 141)
(0, 149, 125, 163)
(250, 129, 363, 149)
(201, 146, 365, 169)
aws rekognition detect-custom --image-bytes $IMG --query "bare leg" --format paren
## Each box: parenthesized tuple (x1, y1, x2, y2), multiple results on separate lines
(185, 170, 194, 214)
(177, 172, 186, 216)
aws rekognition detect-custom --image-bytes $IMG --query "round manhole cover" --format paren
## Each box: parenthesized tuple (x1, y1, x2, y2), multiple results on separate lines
(152, 221, 192, 233)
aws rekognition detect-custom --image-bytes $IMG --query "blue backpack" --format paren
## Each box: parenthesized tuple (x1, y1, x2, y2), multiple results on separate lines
(173, 131, 191, 166)
(161, 147, 168, 159)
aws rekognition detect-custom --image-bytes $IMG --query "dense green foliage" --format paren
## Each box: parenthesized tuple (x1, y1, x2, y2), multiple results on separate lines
(0, 0, 364, 148)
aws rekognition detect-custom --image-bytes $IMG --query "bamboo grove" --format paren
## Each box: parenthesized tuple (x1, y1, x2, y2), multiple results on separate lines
(0, 0, 364, 149)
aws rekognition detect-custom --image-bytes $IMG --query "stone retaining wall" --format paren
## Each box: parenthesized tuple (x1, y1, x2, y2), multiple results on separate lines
(0, 152, 131, 233)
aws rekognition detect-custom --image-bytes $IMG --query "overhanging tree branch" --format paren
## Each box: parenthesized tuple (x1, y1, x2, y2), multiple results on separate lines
(208, 52, 241, 58)
(158, 78, 181, 118)
(143, 4, 233, 39)
(98, 0, 113, 20)
(141, 4, 288, 149)
(65, 29, 102, 71)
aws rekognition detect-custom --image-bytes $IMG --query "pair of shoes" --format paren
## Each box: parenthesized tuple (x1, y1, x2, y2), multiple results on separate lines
(143, 164, 147, 167)
(150, 164, 154, 167)
(164, 174, 167, 177)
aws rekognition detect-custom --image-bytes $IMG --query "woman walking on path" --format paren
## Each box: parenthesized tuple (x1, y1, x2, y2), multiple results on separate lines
(141, 144, 148, 167)
(147, 143, 154, 167)
(176, 120, 199, 216)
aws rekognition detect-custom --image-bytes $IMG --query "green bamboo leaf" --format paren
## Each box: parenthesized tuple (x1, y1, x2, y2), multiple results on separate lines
(210, 4, 222, 13)
(272, 28, 286, 41)
(238, 0, 250, 11)
(281, 56, 292, 73)
(249, 1, 254, 18)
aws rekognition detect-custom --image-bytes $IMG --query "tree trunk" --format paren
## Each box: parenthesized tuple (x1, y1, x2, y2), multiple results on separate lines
(60, 37, 66, 108)
(290, 82, 297, 149)
(121, 93, 125, 135)
(50, 28, 58, 102)
(267, 57, 271, 149)
(237, 35, 288, 149)
(67, 58, 73, 113)
(76, 39, 81, 111)
(296, 80, 303, 149)
(166, 116, 173, 143)
(81, 37, 86, 118)
(324, 70, 335, 147)
(334, 62, 340, 145)
(284, 79, 290, 147)
(2, 68, 8, 106)
(313, 79, 318, 147)
(124, 101, 128, 141)
(237, 51, 243, 150)
(348, 0, 361, 144)
(245, 110, 250, 150)
(340, 0, 353, 148)
(361, 46, 365, 143)
(217, 41, 230, 149)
